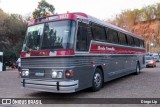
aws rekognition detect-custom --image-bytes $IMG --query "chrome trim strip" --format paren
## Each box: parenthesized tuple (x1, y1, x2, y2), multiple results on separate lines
(22, 66, 75, 69)
(22, 79, 79, 93)
(75, 54, 145, 56)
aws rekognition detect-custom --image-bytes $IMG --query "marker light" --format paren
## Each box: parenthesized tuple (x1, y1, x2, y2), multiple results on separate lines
(65, 70, 74, 79)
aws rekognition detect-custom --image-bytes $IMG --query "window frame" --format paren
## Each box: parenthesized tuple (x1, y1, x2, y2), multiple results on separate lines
(106, 28, 119, 44)
(91, 23, 107, 42)
(76, 22, 92, 52)
(118, 32, 127, 45)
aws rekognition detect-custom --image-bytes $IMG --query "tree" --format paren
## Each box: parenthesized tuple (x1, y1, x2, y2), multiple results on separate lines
(0, 9, 27, 63)
(108, 3, 160, 52)
(32, 0, 55, 18)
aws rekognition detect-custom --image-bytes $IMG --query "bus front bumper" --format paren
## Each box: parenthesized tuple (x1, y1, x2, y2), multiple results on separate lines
(21, 79, 79, 93)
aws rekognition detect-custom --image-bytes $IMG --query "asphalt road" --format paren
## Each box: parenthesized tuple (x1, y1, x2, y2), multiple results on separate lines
(0, 63, 160, 107)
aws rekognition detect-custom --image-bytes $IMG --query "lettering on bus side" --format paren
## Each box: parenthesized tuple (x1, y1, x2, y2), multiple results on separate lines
(97, 46, 115, 51)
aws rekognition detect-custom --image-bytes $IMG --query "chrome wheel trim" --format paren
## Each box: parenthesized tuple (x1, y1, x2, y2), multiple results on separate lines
(94, 73, 102, 88)
(137, 64, 140, 73)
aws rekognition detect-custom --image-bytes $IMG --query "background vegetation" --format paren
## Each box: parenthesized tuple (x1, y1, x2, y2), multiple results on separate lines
(0, 0, 54, 65)
(0, 9, 27, 63)
(109, 3, 160, 52)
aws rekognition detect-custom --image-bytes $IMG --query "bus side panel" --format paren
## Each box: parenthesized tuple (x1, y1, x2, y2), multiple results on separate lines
(104, 55, 139, 82)
(139, 54, 145, 69)
(73, 56, 94, 91)
(74, 66, 94, 91)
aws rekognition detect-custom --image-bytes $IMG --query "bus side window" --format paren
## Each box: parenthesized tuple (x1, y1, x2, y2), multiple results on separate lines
(76, 22, 91, 51)
(118, 32, 127, 45)
(107, 29, 114, 43)
(140, 40, 144, 48)
(91, 23, 106, 41)
(107, 29, 119, 44)
(126, 35, 134, 46)
(134, 38, 140, 47)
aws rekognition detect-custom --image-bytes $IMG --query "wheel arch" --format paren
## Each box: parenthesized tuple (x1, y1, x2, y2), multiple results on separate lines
(137, 60, 140, 69)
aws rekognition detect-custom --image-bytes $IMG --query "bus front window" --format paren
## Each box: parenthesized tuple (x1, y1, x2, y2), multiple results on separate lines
(23, 24, 44, 51)
(41, 20, 76, 50)
(22, 20, 76, 51)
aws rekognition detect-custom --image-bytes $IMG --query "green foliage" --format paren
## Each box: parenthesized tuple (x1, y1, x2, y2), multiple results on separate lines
(0, 9, 27, 63)
(110, 3, 160, 52)
(113, 3, 160, 27)
(32, 0, 55, 18)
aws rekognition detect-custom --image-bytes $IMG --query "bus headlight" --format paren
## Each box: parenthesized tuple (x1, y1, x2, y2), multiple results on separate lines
(57, 72, 63, 78)
(52, 71, 57, 78)
(22, 70, 29, 76)
(52, 71, 63, 78)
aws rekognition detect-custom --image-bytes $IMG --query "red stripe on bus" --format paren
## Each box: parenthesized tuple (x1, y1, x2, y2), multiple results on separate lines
(30, 50, 50, 56)
(56, 49, 75, 56)
(90, 44, 145, 54)
(20, 52, 26, 58)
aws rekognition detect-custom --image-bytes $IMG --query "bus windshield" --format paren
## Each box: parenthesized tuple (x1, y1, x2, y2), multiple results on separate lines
(22, 20, 76, 51)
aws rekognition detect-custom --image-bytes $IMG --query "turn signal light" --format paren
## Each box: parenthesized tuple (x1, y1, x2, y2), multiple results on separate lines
(65, 70, 74, 78)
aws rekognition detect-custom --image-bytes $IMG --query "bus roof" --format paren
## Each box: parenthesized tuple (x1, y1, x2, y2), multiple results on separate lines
(72, 12, 143, 40)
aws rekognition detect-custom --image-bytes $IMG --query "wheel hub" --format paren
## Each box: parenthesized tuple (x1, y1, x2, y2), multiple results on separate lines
(94, 73, 101, 88)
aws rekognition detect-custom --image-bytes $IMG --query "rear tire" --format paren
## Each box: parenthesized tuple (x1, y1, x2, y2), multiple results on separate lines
(91, 68, 103, 92)
(134, 62, 140, 75)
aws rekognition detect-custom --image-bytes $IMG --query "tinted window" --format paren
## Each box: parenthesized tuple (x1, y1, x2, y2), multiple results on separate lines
(140, 40, 144, 48)
(134, 38, 140, 47)
(126, 35, 134, 46)
(107, 29, 119, 44)
(41, 20, 76, 50)
(23, 24, 44, 51)
(92, 23, 106, 41)
(76, 22, 92, 51)
(22, 20, 76, 51)
(118, 32, 127, 45)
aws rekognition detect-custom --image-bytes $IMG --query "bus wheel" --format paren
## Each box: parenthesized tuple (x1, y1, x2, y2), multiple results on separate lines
(91, 68, 103, 92)
(134, 62, 140, 75)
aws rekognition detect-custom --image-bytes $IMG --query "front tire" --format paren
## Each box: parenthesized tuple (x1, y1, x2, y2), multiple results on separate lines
(91, 68, 103, 92)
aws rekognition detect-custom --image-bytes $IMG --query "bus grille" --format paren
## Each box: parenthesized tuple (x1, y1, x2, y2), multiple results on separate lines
(21, 57, 76, 68)
(21, 56, 108, 68)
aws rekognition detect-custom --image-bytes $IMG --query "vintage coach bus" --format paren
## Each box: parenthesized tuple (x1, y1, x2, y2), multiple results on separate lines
(21, 12, 145, 93)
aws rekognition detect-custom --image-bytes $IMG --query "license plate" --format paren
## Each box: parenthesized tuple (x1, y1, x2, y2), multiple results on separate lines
(35, 71, 44, 77)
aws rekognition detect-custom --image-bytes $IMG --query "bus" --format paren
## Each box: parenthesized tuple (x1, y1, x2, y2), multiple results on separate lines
(0, 52, 3, 71)
(21, 12, 145, 93)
